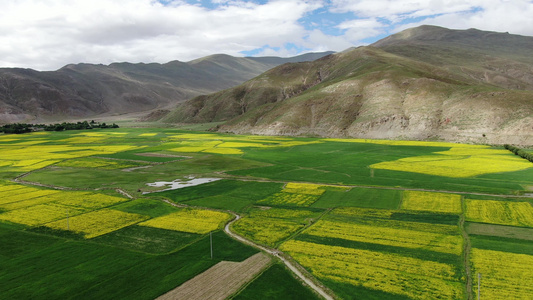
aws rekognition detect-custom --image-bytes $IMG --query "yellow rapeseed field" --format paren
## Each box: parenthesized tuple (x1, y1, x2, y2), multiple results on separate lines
(171, 146, 215, 153)
(45, 209, 149, 238)
(56, 157, 145, 169)
(305, 219, 463, 254)
(139, 208, 230, 234)
(370, 146, 532, 177)
(471, 248, 533, 299)
(465, 199, 533, 227)
(0, 189, 60, 206)
(327, 208, 460, 234)
(0, 183, 26, 193)
(283, 182, 328, 195)
(257, 182, 335, 206)
(63, 137, 106, 144)
(2, 196, 60, 211)
(203, 148, 244, 155)
(48, 191, 130, 209)
(258, 192, 320, 206)
(0, 203, 86, 226)
(167, 133, 322, 155)
(402, 191, 462, 214)
(0, 143, 141, 172)
(232, 217, 304, 246)
(280, 240, 463, 300)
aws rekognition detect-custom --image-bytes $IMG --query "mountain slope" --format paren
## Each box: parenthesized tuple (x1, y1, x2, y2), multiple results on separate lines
(166, 26, 533, 145)
(0, 52, 333, 123)
(372, 25, 533, 90)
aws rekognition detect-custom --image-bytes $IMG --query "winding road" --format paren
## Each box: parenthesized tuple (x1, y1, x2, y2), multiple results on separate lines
(224, 213, 335, 300)
(160, 197, 335, 299)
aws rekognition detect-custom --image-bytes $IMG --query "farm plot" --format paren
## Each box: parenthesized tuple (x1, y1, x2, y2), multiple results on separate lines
(156, 252, 271, 300)
(55, 157, 149, 170)
(465, 199, 533, 227)
(0, 189, 130, 212)
(44, 209, 149, 238)
(0, 187, 60, 209)
(0, 203, 86, 226)
(312, 187, 401, 209)
(470, 248, 533, 299)
(48, 191, 130, 209)
(402, 191, 462, 214)
(232, 207, 321, 247)
(232, 217, 304, 247)
(233, 263, 321, 300)
(280, 240, 463, 300)
(303, 219, 462, 255)
(138, 208, 231, 234)
(0, 141, 141, 173)
(370, 146, 533, 178)
(280, 206, 464, 299)
(92, 225, 202, 254)
(258, 182, 330, 207)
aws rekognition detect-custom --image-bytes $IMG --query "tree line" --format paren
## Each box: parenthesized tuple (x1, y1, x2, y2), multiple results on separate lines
(1, 120, 119, 134)
(504, 144, 533, 163)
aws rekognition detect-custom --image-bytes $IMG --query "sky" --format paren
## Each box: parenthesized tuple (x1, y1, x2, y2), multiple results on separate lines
(1, 0, 532, 71)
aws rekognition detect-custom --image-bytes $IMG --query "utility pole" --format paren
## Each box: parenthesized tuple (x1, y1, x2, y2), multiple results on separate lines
(210, 232, 213, 259)
(477, 273, 481, 300)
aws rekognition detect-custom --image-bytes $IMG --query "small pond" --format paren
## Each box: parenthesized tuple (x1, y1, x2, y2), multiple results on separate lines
(143, 177, 220, 194)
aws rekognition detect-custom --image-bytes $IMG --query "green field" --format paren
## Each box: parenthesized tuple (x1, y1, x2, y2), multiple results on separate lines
(1, 128, 533, 299)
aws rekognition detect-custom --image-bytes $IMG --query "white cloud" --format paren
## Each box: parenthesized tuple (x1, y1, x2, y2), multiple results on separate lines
(0, 0, 531, 70)
(0, 0, 321, 70)
(326, 0, 533, 46)
(336, 18, 386, 42)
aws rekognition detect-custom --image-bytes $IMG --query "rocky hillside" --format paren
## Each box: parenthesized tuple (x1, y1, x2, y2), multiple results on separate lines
(0, 52, 333, 123)
(165, 26, 533, 145)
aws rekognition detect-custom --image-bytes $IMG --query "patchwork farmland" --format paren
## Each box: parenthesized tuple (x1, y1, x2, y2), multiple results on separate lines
(0, 128, 532, 299)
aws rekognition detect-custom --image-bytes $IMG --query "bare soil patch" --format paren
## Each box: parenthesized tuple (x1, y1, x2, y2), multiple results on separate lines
(156, 252, 271, 300)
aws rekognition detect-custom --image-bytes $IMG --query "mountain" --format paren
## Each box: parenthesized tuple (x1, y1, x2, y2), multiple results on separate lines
(165, 26, 533, 145)
(0, 52, 333, 123)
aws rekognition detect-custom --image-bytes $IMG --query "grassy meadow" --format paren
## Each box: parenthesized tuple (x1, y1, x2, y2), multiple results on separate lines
(0, 128, 532, 299)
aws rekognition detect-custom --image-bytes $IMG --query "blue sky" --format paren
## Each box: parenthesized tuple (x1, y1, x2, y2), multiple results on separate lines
(1, 0, 532, 70)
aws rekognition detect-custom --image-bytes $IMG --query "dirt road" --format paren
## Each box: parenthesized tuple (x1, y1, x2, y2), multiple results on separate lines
(224, 214, 335, 300)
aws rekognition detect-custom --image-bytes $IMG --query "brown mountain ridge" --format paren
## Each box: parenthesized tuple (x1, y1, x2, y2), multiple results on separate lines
(164, 25, 533, 145)
(0, 52, 333, 123)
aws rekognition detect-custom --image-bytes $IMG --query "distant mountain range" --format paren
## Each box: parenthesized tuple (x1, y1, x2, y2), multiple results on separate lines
(165, 25, 533, 145)
(0, 52, 333, 123)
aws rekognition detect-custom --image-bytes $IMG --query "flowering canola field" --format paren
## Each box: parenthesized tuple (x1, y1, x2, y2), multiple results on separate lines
(168, 133, 320, 155)
(281, 240, 463, 300)
(465, 199, 533, 227)
(139, 208, 230, 234)
(0, 132, 140, 173)
(471, 248, 533, 299)
(305, 219, 462, 254)
(402, 191, 462, 214)
(370, 145, 532, 178)
(258, 182, 331, 206)
(45, 209, 149, 238)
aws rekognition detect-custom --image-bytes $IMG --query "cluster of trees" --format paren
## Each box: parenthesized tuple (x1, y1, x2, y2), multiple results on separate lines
(1, 120, 119, 134)
(504, 144, 533, 163)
